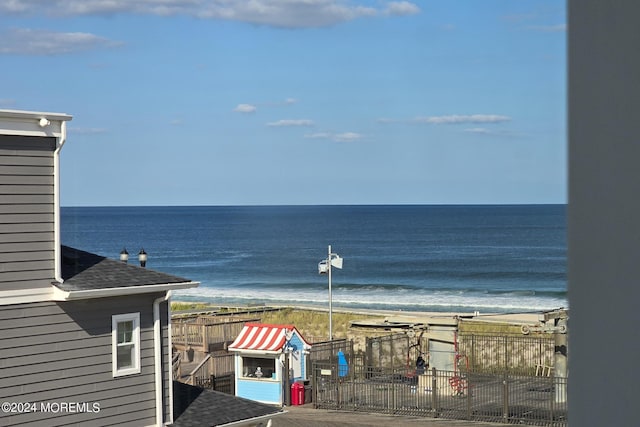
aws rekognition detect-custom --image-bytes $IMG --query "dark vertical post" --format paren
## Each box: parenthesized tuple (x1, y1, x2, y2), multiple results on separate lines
(504, 336, 508, 373)
(431, 367, 438, 417)
(502, 374, 509, 424)
(311, 361, 317, 408)
(471, 335, 475, 372)
(284, 356, 291, 406)
(466, 374, 472, 420)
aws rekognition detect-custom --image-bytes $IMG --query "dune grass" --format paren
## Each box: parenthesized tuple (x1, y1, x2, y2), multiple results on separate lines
(170, 302, 384, 344)
(170, 301, 215, 311)
(261, 307, 383, 343)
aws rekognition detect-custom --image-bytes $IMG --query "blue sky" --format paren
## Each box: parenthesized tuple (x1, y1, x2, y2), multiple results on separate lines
(1, 0, 566, 206)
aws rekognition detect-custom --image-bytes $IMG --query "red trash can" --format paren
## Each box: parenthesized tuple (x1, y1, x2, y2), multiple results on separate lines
(291, 382, 304, 405)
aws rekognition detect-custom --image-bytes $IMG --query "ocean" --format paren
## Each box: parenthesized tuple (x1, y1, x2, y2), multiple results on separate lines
(61, 205, 567, 314)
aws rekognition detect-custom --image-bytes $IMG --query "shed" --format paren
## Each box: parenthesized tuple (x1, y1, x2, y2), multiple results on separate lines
(228, 323, 311, 406)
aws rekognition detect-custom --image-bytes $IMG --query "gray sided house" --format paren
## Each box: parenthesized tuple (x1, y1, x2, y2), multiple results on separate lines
(0, 110, 198, 426)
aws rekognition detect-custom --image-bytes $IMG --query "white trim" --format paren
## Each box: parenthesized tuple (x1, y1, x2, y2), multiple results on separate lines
(112, 312, 141, 377)
(0, 281, 197, 305)
(0, 287, 57, 305)
(166, 292, 175, 426)
(52, 281, 199, 301)
(53, 120, 67, 283)
(0, 109, 72, 138)
(153, 292, 171, 426)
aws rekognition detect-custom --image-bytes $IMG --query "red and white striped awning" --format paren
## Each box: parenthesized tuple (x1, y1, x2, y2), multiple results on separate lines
(228, 323, 295, 352)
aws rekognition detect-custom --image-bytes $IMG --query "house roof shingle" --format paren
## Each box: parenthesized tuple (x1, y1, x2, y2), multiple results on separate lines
(172, 381, 285, 427)
(58, 246, 197, 293)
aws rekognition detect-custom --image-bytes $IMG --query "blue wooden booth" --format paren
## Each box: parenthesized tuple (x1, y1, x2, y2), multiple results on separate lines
(228, 323, 311, 406)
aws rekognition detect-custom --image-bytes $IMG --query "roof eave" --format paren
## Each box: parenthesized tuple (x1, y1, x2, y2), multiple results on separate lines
(52, 281, 199, 301)
(0, 109, 73, 122)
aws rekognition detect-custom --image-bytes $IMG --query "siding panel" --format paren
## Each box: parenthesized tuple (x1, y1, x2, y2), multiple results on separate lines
(0, 184, 54, 194)
(0, 295, 168, 427)
(0, 135, 56, 289)
(0, 250, 53, 263)
(0, 279, 52, 290)
(0, 260, 53, 273)
(0, 195, 53, 204)
(0, 136, 56, 152)
(0, 231, 53, 243)
(0, 241, 55, 253)
(0, 165, 53, 175)
(0, 154, 54, 166)
(0, 222, 53, 233)
(0, 213, 54, 223)
(0, 269, 54, 283)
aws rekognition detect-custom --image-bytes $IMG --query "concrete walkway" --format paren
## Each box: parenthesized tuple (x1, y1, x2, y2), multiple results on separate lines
(271, 404, 508, 427)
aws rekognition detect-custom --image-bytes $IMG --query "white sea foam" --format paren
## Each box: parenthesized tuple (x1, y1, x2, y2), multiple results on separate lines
(174, 285, 567, 313)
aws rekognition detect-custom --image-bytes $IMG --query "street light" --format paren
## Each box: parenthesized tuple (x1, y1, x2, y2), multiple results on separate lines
(119, 247, 147, 267)
(119, 248, 129, 263)
(318, 245, 343, 341)
(138, 248, 148, 268)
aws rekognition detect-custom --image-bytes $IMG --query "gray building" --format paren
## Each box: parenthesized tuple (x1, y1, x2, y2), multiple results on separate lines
(0, 109, 199, 426)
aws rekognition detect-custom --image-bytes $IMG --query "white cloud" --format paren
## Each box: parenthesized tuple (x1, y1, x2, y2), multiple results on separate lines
(234, 104, 257, 113)
(414, 114, 511, 124)
(384, 1, 420, 16)
(463, 127, 492, 134)
(0, 28, 122, 55)
(1, 1, 420, 28)
(284, 98, 297, 105)
(334, 132, 363, 142)
(526, 24, 566, 33)
(267, 119, 314, 127)
(304, 132, 332, 139)
(463, 127, 522, 138)
(304, 131, 363, 142)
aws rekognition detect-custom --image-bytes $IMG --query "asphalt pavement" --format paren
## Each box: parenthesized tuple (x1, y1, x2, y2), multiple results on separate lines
(270, 404, 508, 427)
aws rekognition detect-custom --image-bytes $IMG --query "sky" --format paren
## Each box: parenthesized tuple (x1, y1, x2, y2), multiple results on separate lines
(0, 0, 566, 206)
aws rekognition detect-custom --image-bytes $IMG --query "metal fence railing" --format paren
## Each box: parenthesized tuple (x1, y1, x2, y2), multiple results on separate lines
(311, 362, 567, 427)
(309, 339, 353, 363)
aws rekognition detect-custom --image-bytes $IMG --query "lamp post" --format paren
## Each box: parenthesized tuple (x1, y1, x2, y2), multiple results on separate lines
(318, 245, 343, 341)
(119, 248, 147, 267)
(138, 248, 148, 268)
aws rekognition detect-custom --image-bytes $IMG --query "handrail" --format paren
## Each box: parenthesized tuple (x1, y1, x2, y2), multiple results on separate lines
(172, 351, 182, 380)
(188, 353, 212, 385)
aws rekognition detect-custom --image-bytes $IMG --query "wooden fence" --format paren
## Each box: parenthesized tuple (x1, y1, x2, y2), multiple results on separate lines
(188, 352, 235, 388)
(172, 316, 259, 352)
